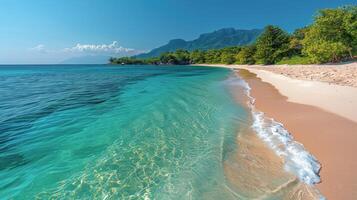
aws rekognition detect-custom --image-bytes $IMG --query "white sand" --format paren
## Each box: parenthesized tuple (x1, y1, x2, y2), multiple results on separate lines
(197, 64, 357, 199)
(196, 64, 357, 123)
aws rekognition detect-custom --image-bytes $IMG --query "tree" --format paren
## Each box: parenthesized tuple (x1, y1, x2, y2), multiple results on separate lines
(236, 45, 256, 64)
(342, 6, 357, 56)
(159, 52, 177, 64)
(302, 6, 356, 63)
(254, 25, 291, 64)
(146, 57, 160, 65)
(109, 57, 117, 64)
(174, 49, 190, 64)
(190, 50, 205, 64)
(289, 27, 309, 56)
(220, 52, 236, 64)
(204, 49, 221, 64)
(303, 40, 350, 63)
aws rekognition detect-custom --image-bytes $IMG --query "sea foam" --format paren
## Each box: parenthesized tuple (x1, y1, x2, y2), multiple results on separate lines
(233, 75, 321, 185)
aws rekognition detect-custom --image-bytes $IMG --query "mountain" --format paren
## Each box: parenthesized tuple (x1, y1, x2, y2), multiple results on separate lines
(136, 28, 263, 58)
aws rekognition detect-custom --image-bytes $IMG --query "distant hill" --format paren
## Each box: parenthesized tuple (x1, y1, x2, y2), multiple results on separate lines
(136, 28, 262, 58)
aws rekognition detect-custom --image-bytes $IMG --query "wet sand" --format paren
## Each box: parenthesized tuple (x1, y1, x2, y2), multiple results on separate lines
(238, 69, 357, 200)
(224, 129, 320, 199)
(224, 78, 321, 199)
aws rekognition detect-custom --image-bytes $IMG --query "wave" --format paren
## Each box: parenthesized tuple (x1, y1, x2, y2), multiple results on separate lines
(231, 74, 322, 186)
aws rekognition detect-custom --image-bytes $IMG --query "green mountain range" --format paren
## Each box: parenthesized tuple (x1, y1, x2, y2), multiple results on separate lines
(136, 28, 263, 58)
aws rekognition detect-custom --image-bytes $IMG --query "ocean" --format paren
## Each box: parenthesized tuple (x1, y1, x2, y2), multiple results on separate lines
(0, 65, 322, 199)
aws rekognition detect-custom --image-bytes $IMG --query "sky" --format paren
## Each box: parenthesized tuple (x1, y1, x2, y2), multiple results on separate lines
(0, 0, 355, 64)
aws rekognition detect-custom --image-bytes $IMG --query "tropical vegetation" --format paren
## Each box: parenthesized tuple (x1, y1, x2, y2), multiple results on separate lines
(110, 5, 357, 65)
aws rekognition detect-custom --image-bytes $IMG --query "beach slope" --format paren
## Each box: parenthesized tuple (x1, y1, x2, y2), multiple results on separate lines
(201, 63, 357, 200)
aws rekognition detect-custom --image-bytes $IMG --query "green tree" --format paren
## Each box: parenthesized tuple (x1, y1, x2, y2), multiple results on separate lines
(190, 50, 205, 64)
(109, 57, 116, 64)
(174, 49, 190, 64)
(289, 27, 309, 56)
(303, 40, 350, 63)
(254, 25, 291, 64)
(236, 45, 256, 64)
(159, 52, 177, 64)
(146, 57, 160, 65)
(302, 6, 356, 63)
(220, 52, 236, 64)
(343, 6, 357, 54)
(204, 49, 220, 64)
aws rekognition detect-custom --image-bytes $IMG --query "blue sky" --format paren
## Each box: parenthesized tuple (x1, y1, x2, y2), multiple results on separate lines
(0, 0, 355, 64)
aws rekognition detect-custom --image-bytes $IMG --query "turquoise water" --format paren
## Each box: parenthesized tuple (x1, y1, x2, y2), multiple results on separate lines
(0, 65, 248, 199)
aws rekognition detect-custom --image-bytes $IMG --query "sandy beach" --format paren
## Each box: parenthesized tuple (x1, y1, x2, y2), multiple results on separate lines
(224, 83, 321, 199)
(250, 63, 357, 87)
(200, 63, 357, 200)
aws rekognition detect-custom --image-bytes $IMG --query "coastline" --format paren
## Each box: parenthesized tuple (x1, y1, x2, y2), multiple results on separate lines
(224, 78, 322, 199)
(194, 63, 357, 123)
(198, 64, 357, 199)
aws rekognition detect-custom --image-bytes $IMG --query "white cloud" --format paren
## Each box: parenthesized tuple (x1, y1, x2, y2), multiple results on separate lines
(30, 44, 46, 52)
(64, 41, 139, 55)
(25, 41, 144, 64)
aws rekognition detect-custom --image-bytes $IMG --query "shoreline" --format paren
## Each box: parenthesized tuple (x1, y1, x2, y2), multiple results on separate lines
(225, 78, 322, 199)
(202, 64, 357, 199)
(194, 63, 357, 123)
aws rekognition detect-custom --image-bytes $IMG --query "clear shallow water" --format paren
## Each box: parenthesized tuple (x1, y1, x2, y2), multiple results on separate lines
(0, 65, 247, 199)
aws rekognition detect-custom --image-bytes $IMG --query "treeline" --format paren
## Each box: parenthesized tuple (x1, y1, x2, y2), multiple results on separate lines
(109, 47, 241, 65)
(110, 6, 357, 65)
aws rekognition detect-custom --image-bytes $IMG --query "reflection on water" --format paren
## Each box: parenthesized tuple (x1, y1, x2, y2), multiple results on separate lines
(0, 65, 245, 199)
(0, 65, 322, 199)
